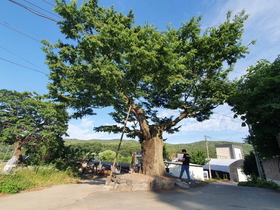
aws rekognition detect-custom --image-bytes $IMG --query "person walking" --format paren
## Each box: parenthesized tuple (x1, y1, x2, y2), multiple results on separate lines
(178, 149, 191, 184)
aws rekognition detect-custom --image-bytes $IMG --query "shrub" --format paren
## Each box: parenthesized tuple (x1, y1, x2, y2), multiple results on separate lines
(0, 165, 78, 194)
(0, 172, 34, 194)
(238, 175, 280, 190)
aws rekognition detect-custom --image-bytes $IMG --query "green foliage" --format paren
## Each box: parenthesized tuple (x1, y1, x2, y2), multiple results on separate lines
(43, 0, 251, 175)
(0, 144, 13, 161)
(0, 89, 69, 164)
(0, 173, 33, 194)
(64, 139, 141, 160)
(0, 166, 78, 194)
(117, 156, 131, 163)
(163, 144, 172, 161)
(228, 56, 280, 158)
(64, 139, 253, 161)
(165, 140, 253, 159)
(99, 150, 116, 162)
(238, 175, 280, 190)
(43, 1, 251, 141)
(242, 151, 259, 176)
(189, 149, 208, 165)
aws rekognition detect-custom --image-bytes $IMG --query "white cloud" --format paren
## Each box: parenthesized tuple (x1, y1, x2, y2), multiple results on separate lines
(205, 0, 280, 59)
(178, 114, 246, 133)
(80, 118, 94, 128)
(157, 105, 247, 134)
(65, 117, 122, 140)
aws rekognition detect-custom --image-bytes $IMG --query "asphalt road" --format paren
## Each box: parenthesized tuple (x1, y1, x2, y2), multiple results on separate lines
(0, 180, 279, 210)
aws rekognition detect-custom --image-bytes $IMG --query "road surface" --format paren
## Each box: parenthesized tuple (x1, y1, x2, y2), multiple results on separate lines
(0, 180, 279, 210)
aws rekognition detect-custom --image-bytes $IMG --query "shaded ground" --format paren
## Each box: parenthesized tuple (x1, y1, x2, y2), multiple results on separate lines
(1, 177, 280, 210)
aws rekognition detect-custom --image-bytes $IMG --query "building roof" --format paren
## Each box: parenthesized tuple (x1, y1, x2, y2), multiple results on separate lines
(203, 159, 243, 173)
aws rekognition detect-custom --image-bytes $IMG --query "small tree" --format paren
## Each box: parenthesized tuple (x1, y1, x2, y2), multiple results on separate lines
(99, 150, 116, 162)
(243, 151, 259, 177)
(0, 89, 69, 164)
(43, 0, 252, 176)
(190, 150, 208, 165)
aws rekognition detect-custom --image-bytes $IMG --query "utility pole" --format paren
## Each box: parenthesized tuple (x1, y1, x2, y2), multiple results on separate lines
(205, 135, 212, 179)
(248, 125, 265, 181)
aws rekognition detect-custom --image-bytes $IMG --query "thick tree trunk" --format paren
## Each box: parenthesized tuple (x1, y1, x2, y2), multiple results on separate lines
(13, 141, 23, 164)
(140, 136, 166, 176)
(131, 104, 167, 177)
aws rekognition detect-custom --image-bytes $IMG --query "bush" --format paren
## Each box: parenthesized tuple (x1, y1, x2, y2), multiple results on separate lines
(0, 165, 78, 194)
(0, 172, 34, 194)
(238, 175, 280, 190)
(99, 150, 116, 162)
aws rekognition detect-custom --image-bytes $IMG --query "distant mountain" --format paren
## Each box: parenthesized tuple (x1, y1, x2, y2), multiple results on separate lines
(64, 138, 139, 145)
(164, 140, 253, 158)
(64, 139, 253, 158)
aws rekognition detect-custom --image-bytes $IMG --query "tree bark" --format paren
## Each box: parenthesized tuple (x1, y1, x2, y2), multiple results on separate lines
(131, 103, 166, 176)
(13, 141, 23, 164)
(141, 136, 166, 176)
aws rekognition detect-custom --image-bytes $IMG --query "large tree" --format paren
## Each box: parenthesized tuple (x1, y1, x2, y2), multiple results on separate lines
(228, 56, 280, 158)
(0, 89, 69, 164)
(42, 0, 251, 176)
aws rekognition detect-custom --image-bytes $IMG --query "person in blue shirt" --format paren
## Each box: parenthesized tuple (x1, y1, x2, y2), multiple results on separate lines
(178, 149, 191, 184)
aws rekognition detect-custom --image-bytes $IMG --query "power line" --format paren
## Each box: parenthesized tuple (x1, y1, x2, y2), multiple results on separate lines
(0, 45, 44, 71)
(9, 0, 92, 36)
(0, 20, 41, 42)
(231, 70, 245, 75)
(0, 57, 48, 75)
(9, 0, 58, 22)
(23, 0, 61, 18)
(42, 0, 55, 7)
(212, 111, 244, 122)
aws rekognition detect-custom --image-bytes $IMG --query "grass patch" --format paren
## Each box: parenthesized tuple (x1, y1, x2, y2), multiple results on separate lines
(0, 165, 79, 194)
(202, 178, 230, 184)
(238, 176, 280, 190)
(238, 180, 280, 190)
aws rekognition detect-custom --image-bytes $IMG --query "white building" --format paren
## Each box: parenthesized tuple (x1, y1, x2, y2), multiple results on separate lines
(203, 159, 247, 182)
(215, 144, 244, 159)
(165, 162, 205, 180)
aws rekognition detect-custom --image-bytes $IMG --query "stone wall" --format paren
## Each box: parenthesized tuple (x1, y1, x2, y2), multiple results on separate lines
(102, 174, 176, 191)
(262, 157, 280, 186)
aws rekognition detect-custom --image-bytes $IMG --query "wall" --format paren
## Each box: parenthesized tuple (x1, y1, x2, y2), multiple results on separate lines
(262, 157, 280, 186)
(166, 163, 204, 180)
(216, 144, 244, 159)
(234, 148, 243, 159)
(216, 147, 231, 159)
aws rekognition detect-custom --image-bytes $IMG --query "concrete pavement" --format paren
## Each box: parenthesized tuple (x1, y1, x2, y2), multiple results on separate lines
(0, 179, 280, 210)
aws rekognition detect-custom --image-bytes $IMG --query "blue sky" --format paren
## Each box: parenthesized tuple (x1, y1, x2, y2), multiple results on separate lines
(1, 0, 280, 144)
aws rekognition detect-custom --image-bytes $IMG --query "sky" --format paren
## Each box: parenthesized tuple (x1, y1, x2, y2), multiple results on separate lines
(1, 0, 280, 144)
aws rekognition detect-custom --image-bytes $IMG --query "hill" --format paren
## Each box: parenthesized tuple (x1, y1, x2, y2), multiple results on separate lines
(64, 139, 139, 145)
(64, 139, 253, 158)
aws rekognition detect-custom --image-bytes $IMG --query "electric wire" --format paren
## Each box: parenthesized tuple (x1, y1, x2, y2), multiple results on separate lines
(231, 70, 245, 75)
(23, 0, 61, 18)
(0, 57, 48, 76)
(42, 0, 55, 7)
(0, 45, 44, 71)
(0, 20, 41, 43)
(212, 111, 243, 121)
(9, 0, 92, 36)
(9, 0, 58, 22)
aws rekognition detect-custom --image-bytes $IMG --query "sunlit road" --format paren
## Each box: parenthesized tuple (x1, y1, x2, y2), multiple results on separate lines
(1, 181, 279, 210)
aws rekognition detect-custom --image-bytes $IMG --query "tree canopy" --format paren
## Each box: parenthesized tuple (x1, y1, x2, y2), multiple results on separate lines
(228, 56, 280, 158)
(0, 89, 69, 164)
(42, 0, 251, 176)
